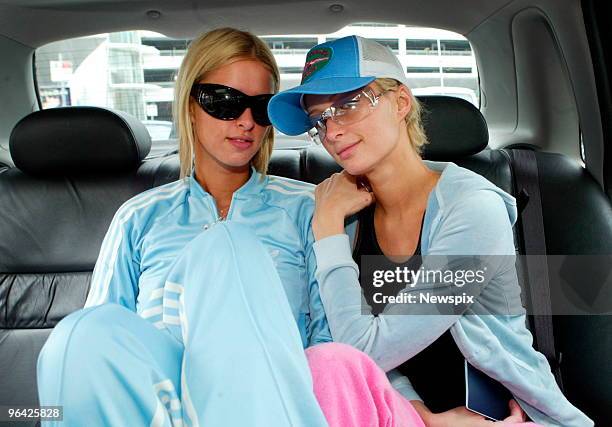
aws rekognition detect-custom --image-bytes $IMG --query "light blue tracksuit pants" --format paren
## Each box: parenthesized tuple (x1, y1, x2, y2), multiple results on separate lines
(37, 222, 328, 427)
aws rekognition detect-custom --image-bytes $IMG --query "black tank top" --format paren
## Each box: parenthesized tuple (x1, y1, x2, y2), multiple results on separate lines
(352, 204, 465, 412)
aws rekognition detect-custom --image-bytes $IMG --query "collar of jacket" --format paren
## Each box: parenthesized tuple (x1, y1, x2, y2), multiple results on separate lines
(188, 166, 266, 199)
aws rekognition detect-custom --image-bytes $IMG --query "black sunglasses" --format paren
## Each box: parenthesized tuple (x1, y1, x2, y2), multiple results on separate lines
(190, 83, 273, 127)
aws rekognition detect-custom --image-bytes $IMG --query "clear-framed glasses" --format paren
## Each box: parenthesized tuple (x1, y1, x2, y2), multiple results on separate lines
(306, 87, 392, 144)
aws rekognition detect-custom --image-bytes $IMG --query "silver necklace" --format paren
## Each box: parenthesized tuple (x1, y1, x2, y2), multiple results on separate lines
(203, 208, 227, 231)
(218, 206, 229, 221)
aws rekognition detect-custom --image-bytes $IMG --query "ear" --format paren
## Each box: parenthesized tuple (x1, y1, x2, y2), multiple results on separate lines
(396, 85, 412, 123)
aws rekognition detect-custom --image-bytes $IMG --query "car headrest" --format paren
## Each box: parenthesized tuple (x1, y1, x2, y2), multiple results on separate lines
(9, 106, 151, 176)
(418, 96, 488, 160)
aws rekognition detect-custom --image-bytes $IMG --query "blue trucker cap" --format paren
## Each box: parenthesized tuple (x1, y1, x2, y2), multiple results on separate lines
(267, 35, 409, 136)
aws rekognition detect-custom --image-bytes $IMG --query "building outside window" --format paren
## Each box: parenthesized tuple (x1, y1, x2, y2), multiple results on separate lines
(35, 25, 479, 149)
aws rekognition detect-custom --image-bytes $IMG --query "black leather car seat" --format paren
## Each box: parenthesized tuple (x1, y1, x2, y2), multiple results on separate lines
(0, 107, 157, 425)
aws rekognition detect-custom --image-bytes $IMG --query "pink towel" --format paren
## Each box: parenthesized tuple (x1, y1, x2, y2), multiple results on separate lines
(306, 342, 541, 427)
(306, 343, 425, 427)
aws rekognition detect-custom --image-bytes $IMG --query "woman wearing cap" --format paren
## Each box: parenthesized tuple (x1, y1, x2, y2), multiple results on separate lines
(37, 28, 333, 427)
(268, 36, 592, 427)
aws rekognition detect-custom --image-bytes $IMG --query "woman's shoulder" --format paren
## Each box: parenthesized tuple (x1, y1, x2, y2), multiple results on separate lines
(426, 161, 517, 223)
(265, 174, 315, 191)
(419, 162, 519, 255)
(263, 175, 315, 207)
(112, 178, 190, 228)
(261, 174, 316, 228)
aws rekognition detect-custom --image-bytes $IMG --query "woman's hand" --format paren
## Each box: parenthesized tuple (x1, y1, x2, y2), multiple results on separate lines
(499, 399, 527, 424)
(312, 171, 374, 240)
(412, 399, 527, 427)
(422, 405, 493, 427)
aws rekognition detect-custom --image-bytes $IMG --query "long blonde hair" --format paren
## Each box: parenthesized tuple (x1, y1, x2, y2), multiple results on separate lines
(173, 28, 280, 178)
(376, 78, 429, 154)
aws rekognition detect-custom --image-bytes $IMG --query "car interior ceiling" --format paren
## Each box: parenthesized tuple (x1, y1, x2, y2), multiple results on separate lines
(0, 0, 611, 426)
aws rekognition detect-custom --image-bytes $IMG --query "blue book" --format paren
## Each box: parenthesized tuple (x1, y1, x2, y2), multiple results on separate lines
(465, 361, 513, 421)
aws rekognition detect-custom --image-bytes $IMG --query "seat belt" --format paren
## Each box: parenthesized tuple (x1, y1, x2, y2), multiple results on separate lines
(510, 149, 564, 391)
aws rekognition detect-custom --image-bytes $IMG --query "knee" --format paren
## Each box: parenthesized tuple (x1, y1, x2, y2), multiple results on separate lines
(38, 304, 131, 369)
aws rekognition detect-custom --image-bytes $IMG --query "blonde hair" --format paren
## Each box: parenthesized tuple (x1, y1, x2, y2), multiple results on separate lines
(375, 78, 429, 155)
(173, 28, 280, 178)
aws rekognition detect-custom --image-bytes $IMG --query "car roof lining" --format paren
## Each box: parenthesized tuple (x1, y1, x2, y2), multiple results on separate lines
(0, 0, 514, 48)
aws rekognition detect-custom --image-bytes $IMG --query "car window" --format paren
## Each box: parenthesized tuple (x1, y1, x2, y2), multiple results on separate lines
(34, 25, 478, 153)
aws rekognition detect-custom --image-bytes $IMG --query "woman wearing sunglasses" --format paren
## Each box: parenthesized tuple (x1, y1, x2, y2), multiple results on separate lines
(37, 28, 332, 427)
(268, 36, 592, 427)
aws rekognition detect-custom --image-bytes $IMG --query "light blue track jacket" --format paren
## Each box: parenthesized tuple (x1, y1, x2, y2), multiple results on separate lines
(313, 161, 593, 427)
(85, 167, 332, 348)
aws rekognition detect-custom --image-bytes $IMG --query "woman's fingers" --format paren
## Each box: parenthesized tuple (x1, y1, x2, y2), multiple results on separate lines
(314, 171, 374, 218)
(448, 406, 496, 427)
(312, 172, 373, 240)
(503, 399, 526, 422)
(494, 399, 526, 425)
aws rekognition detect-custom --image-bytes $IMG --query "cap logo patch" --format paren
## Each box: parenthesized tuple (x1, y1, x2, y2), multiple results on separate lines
(301, 47, 332, 83)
